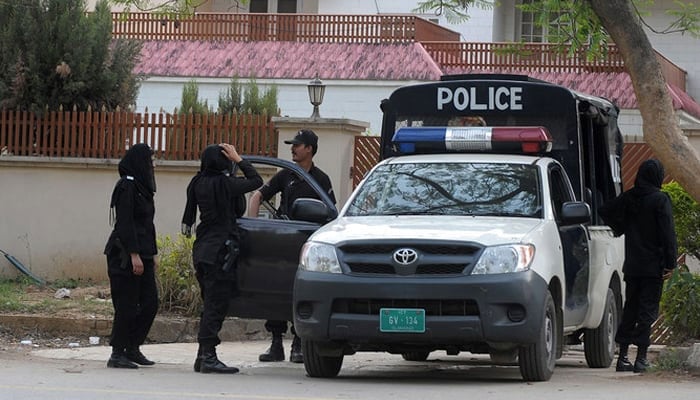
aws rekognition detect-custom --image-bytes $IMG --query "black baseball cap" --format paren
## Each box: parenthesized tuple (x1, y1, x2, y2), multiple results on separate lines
(284, 129, 318, 154)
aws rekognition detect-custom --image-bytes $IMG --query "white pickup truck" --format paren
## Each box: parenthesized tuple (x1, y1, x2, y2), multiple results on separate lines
(292, 75, 626, 382)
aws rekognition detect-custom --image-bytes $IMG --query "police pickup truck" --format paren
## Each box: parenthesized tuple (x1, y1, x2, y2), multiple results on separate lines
(291, 75, 626, 382)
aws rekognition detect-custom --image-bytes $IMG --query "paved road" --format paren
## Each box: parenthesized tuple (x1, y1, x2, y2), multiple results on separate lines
(0, 340, 697, 400)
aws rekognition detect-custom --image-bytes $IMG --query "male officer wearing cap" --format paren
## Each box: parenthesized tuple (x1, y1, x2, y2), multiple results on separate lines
(248, 129, 336, 363)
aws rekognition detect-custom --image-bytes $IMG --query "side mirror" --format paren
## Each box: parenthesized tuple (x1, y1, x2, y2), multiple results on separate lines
(289, 198, 333, 223)
(561, 201, 590, 225)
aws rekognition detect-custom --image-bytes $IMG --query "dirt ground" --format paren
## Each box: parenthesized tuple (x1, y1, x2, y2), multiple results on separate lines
(0, 284, 113, 351)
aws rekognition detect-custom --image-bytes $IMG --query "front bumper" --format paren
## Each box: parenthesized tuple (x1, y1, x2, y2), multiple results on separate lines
(293, 270, 549, 349)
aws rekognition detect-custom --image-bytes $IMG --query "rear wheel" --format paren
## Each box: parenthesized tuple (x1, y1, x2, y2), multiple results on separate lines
(302, 339, 343, 378)
(584, 287, 618, 368)
(519, 291, 557, 381)
(401, 352, 430, 362)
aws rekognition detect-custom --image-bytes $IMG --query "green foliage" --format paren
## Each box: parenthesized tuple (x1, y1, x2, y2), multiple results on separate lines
(0, 277, 29, 312)
(179, 79, 210, 114)
(413, 1, 494, 24)
(0, 0, 144, 115)
(156, 234, 201, 317)
(660, 267, 700, 341)
(652, 347, 687, 371)
(659, 182, 700, 341)
(415, 1, 700, 59)
(218, 76, 279, 116)
(662, 182, 700, 259)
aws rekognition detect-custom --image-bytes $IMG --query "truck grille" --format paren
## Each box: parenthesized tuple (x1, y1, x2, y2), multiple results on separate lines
(338, 242, 482, 276)
(332, 298, 479, 316)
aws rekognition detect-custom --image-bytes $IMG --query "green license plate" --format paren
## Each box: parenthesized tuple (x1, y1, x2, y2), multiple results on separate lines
(380, 308, 425, 333)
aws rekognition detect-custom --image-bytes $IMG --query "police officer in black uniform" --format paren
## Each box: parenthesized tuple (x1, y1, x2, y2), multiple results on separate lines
(182, 143, 262, 374)
(248, 129, 336, 363)
(104, 143, 159, 369)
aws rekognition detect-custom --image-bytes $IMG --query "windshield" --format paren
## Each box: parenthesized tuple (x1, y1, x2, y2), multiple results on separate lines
(346, 162, 542, 218)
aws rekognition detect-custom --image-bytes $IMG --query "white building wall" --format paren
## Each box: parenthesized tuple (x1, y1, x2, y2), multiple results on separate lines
(316, 0, 494, 42)
(642, 1, 700, 100)
(137, 78, 415, 135)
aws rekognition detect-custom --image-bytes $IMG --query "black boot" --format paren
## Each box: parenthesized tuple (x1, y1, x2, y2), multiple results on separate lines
(289, 335, 303, 363)
(107, 349, 139, 369)
(126, 346, 155, 366)
(634, 346, 650, 373)
(200, 348, 240, 374)
(259, 335, 284, 362)
(615, 344, 633, 372)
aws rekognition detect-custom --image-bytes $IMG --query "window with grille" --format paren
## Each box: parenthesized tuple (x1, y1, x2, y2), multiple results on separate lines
(519, 0, 566, 43)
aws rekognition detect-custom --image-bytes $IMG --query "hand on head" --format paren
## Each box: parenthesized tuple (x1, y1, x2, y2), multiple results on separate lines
(220, 143, 242, 163)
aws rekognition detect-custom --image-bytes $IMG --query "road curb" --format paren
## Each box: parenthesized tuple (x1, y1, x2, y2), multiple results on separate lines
(0, 314, 268, 343)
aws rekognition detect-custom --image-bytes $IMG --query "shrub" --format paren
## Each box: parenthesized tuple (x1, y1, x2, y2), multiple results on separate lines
(156, 234, 201, 317)
(659, 182, 700, 341)
(662, 182, 700, 260)
(661, 266, 700, 342)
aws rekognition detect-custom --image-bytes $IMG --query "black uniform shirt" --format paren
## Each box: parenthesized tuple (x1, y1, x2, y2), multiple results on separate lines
(104, 178, 157, 257)
(259, 163, 336, 217)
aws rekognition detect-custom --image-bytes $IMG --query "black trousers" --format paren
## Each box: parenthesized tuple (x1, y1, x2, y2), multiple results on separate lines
(107, 253, 158, 351)
(196, 262, 235, 348)
(615, 277, 664, 348)
(264, 320, 296, 337)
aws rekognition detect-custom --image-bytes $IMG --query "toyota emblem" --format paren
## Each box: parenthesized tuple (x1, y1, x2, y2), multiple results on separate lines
(393, 248, 418, 265)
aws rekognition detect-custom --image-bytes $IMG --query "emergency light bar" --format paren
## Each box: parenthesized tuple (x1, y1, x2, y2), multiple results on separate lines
(391, 126, 553, 155)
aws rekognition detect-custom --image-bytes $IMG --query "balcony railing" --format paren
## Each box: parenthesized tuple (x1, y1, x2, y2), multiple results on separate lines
(111, 12, 460, 43)
(422, 41, 687, 89)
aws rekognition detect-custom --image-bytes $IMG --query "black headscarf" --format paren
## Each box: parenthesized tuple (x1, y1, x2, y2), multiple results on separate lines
(116, 143, 156, 198)
(181, 144, 233, 236)
(109, 143, 155, 225)
(625, 159, 664, 216)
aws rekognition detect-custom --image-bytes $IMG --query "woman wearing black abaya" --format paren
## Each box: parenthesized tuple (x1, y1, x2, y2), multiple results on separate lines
(600, 159, 677, 373)
(182, 143, 262, 374)
(104, 143, 159, 369)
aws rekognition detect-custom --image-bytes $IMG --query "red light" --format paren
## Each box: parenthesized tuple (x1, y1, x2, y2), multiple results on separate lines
(491, 127, 552, 154)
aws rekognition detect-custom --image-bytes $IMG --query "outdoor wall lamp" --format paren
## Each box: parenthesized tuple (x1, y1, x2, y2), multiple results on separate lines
(307, 73, 325, 119)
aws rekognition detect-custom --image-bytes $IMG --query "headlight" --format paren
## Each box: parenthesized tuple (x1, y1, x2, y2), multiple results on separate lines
(471, 244, 535, 274)
(299, 242, 341, 273)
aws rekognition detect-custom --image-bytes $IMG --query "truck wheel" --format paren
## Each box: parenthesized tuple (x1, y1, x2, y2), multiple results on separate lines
(401, 352, 430, 361)
(519, 291, 557, 381)
(301, 339, 343, 378)
(584, 287, 617, 368)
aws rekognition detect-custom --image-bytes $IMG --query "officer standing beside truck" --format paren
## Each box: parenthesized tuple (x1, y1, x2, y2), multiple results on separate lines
(600, 159, 677, 373)
(182, 143, 262, 374)
(248, 129, 336, 364)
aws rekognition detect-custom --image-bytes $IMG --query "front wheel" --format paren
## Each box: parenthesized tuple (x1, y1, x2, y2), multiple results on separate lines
(302, 339, 344, 378)
(584, 287, 618, 368)
(519, 291, 557, 382)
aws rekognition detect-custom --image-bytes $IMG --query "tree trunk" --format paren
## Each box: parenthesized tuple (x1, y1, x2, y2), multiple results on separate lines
(588, 0, 700, 201)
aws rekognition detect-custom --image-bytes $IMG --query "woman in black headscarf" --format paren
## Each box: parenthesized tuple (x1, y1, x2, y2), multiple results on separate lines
(104, 143, 159, 369)
(600, 159, 677, 373)
(182, 143, 262, 374)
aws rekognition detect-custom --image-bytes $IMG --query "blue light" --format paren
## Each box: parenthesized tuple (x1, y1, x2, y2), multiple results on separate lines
(391, 127, 448, 154)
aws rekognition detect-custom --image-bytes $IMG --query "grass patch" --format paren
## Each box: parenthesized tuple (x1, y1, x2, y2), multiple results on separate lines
(0, 277, 113, 317)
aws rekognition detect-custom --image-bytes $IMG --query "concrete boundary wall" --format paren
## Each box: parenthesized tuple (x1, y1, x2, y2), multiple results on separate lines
(0, 157, 275, 282)
(0, 117, 369, 282)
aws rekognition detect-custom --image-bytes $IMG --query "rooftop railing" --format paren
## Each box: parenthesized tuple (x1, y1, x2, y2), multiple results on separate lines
(111, 12, 460, 43)
(109, 12, 686, 89)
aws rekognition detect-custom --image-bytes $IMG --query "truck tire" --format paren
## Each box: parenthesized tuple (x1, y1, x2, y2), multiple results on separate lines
(519, 291, 557, 381)
(302, 339, 343, 378)
(584, 287, 617, 368)
(401, 352, 430, 361)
